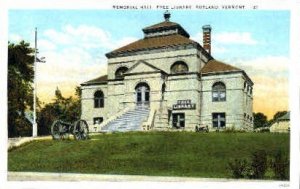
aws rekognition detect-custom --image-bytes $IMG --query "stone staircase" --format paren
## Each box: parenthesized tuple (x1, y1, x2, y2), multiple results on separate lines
(101, 106, 150, 132)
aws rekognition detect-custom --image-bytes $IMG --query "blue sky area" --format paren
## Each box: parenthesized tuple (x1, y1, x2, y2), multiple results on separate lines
(9, 10, 289, 59)
(8, 10, 290, 117)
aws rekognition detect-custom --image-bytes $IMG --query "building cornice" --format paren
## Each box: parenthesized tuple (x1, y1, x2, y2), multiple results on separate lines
(201, 70, 254, 85)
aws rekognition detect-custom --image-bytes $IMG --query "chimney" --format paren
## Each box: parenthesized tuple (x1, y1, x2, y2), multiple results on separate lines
(202, 25, 212, 54)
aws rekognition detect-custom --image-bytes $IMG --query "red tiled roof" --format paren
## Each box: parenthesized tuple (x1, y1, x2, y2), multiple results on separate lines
(82, 75, 107, 85)
(106, 34, 197, 57)
(201, 59, 242, 74)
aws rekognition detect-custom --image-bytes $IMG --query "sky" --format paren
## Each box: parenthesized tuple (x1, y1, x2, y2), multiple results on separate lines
(8, 10, 290, 119)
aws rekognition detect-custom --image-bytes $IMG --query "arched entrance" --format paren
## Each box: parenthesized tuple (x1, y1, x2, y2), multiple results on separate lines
(135, 82, 150, 106)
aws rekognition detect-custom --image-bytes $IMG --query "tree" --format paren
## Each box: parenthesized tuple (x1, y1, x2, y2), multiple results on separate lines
(268, 111, 288, 126)
(253, 112, 268, 129)
(37, 87, 81, 136)
(8, 41, 34, 137)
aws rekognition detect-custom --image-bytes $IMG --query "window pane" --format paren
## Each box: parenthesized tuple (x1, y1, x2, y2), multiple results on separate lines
(137, 92, 142, 102)
(172, 113, 185, 128)
(212, 82, 226, 102)
(100, 98, 104, 107)
(212, 113, 226, 128)
(213, 120, 218, 127)
(220, 121, 225, 127)
(94, 99, 99, 108)
(93, 117, 103, 124)
(145, 92, 149, 101)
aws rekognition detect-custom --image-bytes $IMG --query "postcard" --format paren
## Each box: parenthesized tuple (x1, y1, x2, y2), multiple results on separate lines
(1, 0, 299, 189)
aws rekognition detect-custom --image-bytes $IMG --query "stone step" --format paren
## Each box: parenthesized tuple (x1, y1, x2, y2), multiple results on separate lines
(101, 107, 150, 132)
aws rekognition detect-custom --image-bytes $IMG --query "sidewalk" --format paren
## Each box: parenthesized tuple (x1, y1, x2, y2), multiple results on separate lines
(7, 171, 286, 182)
(8, 136, 52, 150)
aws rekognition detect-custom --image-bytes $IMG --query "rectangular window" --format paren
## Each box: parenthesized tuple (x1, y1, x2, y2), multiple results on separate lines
(93, 117, 103, 125)
(172, 113, 185, 128)
(212, 113, 226, 128)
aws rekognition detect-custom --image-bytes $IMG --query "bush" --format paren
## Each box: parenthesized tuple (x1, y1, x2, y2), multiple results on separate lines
(227, 149, 268, 179)
(228, 159, 248, 178)
(250, 150, 268, 179)
(270, 150, 289, 180)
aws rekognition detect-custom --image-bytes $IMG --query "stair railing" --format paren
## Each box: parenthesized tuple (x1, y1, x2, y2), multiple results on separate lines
(142, 109, 156, 131)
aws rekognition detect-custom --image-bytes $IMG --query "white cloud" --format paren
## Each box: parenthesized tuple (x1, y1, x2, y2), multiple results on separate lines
(36, 47, 107, 102)
(191, 31, 258, 55)
(44, 29, 72, 45)
(9, 34, 23, 43)
(214, 32, 258, 45)
(43, 25, 137, 50)
(29, 24, 138, 102)
(191, 32, 228, 54)
(217, 56, 289, 118)
(38, 39, 56, 51)
(232, 56, 289, 75)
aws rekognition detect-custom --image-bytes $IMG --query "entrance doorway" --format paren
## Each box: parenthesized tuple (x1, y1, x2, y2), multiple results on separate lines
(135, 83, 150, 106)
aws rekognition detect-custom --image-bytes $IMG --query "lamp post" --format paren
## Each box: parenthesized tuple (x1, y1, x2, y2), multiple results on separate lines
(33, 27, 45, 137)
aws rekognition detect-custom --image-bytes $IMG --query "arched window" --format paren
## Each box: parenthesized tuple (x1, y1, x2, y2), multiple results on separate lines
(212, 82, 226, 102)
(115, 67, 128, 79)
(170, 61, 188, 74)
(94, 90, 104, 108)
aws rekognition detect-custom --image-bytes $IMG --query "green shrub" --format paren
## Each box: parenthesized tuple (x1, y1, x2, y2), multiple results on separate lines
(250, 150, 268, 179)
(270, 150, 289, 180)
(227, 159, 248, 178)
(227, 149, 268, 179)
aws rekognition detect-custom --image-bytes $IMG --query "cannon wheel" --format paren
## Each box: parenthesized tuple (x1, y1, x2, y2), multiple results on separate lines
(73, 120, 89, 140)
(51, 120, 64, 140)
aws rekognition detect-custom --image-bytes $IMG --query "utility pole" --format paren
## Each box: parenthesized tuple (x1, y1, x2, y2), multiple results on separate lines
(33, 27, 37, 137)
(32, 27, 45, 137)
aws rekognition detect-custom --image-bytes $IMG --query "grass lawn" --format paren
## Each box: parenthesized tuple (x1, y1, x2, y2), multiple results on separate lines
(8, 132, 290, 179)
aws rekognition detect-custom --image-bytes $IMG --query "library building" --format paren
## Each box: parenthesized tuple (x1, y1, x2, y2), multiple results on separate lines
(80, 11, 254, 132)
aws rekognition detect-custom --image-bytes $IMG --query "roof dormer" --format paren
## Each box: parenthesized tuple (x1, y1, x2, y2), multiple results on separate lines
(142, 11, 190, 38)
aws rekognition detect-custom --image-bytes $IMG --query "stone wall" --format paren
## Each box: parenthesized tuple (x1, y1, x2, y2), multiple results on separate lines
(200, 72, 253, 130)
(81, 46, 253, 132)
(107, 48, 207, 80)
(81, 84, 108, 131)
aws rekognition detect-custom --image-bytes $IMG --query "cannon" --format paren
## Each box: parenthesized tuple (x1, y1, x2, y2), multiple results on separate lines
(51, 119, 89, 140)
(195, 125, 209, 133)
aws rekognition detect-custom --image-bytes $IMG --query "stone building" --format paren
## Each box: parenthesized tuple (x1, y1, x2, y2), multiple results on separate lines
(270, 112, 290, 133)
(80, 12, 254, 132)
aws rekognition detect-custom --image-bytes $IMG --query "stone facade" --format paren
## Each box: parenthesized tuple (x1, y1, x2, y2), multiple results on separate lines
(81, 12, 254, 132)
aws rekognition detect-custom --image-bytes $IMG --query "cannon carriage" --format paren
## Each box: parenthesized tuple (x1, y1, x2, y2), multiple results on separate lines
(51, 119, 89, 140)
